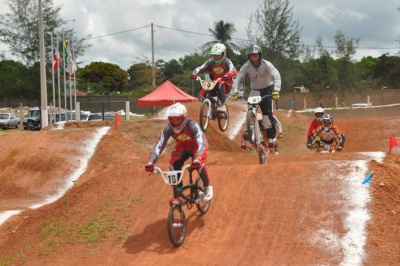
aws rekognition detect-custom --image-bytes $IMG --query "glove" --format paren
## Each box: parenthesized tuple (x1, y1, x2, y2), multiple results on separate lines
(145, 162, 154, 172)
(307, 143, 313, 149)
(272, 91, 280, 100)
(230, 93, 238, 101)
(336, 146, 343, 151)
(278, 132, 283, 139)
(190, 74, 197, 80)
(191, 157, 202, 169)
(222, 74, 229, 81)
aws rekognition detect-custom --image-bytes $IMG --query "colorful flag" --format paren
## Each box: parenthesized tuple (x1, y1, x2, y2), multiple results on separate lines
(52, 42, 61, 71)
(389, 136, 400, 153)
(64, 40, 76, 75)
(63, 41, 69, 69)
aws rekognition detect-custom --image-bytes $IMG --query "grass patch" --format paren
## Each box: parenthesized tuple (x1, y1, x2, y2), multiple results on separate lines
(0, 198, 139, 264)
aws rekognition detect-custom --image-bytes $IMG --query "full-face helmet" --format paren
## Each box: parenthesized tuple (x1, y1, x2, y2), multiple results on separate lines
(210, 42, 226, 66)
(314, 107, 325, 123)
(322, 114, 333, 131)
(166, 102, 188, 133)
(246, 43, 262, 68)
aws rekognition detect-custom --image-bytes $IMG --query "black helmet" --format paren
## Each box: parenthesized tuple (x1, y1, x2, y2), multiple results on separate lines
(246, 44, 262, 68)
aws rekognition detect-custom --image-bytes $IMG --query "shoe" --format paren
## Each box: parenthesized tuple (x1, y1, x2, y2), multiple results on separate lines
(203, 186, 213, 201)
(274, 146, 279, 155)
(240, 137, 247, 149)
(217, 104, 227, 112)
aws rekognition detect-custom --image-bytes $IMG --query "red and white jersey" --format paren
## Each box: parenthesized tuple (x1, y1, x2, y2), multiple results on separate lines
(149, 119, 208, 163)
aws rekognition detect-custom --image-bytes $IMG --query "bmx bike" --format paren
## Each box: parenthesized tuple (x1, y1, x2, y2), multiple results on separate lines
(245, 95, 272, 164)
(153, 164, 211, 247)
(196, 76, 229, 132)
(308, 142, 341, 153)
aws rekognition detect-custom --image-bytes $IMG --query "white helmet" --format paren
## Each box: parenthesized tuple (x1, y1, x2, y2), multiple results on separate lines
(166, 102, 188, 133)
(210, 42, 226, 66)
(314, 107, 325, 123)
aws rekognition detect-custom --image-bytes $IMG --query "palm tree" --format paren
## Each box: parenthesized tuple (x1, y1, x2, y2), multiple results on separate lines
(200, 20, 241, 57)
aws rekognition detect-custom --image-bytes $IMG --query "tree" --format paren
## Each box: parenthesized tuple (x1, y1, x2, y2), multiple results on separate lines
(163, 59, 182, 80)
(334, 28, 360, 95)
(200, 20, 241, 57)
(77, 62, 128, 94)
(252, 0, 303, 61)
(0, 60, 29, 100)
(0, 0, 90, 67)
(127, 62, 162, 89)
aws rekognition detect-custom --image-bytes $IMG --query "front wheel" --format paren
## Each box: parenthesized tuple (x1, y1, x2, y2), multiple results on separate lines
(257, 145, 269, 164)
(199, 99, 211, 132)
(167, 204, 186, 247)
(217, 104, 229, 132)
(246, 110, 256, 143)
(195, 176, 211, 214)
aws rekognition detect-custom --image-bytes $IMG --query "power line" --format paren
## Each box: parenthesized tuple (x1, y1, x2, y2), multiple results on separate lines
(82, 25, 150, 40)
(83, 23, 398, 50)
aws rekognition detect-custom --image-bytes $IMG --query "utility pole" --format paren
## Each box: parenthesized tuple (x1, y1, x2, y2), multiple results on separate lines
(151, 23, 156, 88)
(38, 0, 48, 128)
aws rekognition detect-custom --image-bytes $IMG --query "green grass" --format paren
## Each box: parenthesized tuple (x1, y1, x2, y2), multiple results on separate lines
(0, 198, 140, 264)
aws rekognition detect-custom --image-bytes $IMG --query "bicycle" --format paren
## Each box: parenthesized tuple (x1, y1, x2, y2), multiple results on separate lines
(245, 95, 271, 164)
(196, 76, 229, 132)
(153, 164, 211, 247)
(308, 142, 341, 153)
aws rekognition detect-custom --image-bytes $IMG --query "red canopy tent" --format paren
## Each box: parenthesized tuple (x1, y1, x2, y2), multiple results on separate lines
(137, 80, 198, 107)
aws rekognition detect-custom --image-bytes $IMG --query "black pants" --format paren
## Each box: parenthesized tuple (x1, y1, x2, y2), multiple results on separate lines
(258, 86, 276, 138)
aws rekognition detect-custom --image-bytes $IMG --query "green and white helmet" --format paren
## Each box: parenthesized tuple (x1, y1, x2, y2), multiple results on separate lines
(210, 42, 226, 66)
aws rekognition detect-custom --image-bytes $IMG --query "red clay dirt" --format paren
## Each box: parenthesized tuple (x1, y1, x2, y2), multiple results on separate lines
(0, 102, 399, 266)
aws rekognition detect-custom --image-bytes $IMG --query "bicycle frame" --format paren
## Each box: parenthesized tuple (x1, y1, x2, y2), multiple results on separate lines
(195, 76, 229, 132)
(154, 164, 200, 205)
(246, 95, 270, 164)
(153, 164, 210, 247)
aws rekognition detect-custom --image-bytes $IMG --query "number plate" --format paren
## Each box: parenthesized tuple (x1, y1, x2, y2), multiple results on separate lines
(247, 96, 261, 104)
(166, 171, 181, 185)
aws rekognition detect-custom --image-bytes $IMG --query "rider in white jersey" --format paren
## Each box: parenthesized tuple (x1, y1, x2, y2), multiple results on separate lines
(231, 43, 281, 142)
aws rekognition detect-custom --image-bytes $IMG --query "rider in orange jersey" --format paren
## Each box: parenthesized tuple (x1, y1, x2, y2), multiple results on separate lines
(307, 114, 345, 152)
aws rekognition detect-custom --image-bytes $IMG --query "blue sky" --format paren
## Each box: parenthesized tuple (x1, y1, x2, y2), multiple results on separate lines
(1, 0, 399, 69)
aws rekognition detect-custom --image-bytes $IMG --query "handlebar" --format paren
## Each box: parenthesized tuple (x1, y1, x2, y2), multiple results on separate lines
(153, 164, 192, 186)
(196, 76, 222, 91)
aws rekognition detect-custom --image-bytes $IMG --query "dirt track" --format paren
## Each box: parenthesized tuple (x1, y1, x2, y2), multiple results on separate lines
(0, 102, 399, 265)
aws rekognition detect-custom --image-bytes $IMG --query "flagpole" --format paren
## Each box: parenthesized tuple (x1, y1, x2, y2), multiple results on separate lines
(50, 32, 55, 124)
(62, 31, 67, 120)
(71, 37, 77, 119)
(68, 36, 73, 117)
(57, 34, 61, 122)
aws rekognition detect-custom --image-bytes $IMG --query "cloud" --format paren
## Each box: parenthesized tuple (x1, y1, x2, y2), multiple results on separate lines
(1, 0, 399, 69)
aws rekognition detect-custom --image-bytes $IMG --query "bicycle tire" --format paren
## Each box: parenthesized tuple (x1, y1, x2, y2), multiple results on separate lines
(167, 204, 186, 247)
(257, 145, 269, 164)
(195, 176, 211, 214)
(199, 99, 211, 132)
(246, 110, 256, 143)
(217, 104, 229, 132)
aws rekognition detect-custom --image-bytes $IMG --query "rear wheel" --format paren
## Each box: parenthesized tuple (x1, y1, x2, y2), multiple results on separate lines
(217, 104, 229, 132)
(167, 204, 186, 247)
(246, 110, 256, 143)
(199, 99, 211, 132)
(195, 176, 211, 214)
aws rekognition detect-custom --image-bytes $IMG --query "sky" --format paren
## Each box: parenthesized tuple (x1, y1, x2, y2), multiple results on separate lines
(0, 0, 399, 70)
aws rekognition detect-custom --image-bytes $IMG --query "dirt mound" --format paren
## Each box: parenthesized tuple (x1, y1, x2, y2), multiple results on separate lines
(0, 102, 399, 265)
